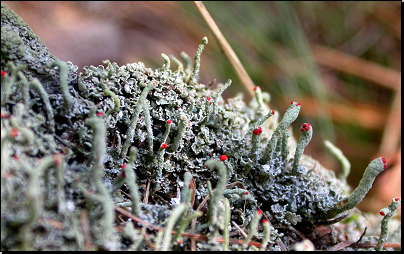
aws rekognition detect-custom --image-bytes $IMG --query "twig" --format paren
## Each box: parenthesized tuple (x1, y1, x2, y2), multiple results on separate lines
(114, 205, 263, 248)
(40, 217, 64, 230)
(143, 178, 151, 204)
(80, 210, 93, 251)
(119, 189, 132, 199)
(231, 221, 248, 239)
(356, 227, 367, 244)
(350, 242, 401, 249)
(288, 225, 307, 240)
(325, 240, 355, 251)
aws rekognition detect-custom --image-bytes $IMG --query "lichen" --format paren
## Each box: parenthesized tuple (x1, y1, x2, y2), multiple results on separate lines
(1, 3, 400, 251)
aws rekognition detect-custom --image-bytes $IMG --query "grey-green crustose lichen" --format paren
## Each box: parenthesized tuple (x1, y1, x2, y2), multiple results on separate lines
(1, 3, 399, 251)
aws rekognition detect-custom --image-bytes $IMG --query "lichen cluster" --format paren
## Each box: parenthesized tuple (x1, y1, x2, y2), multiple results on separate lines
(1, 3, 400, 251)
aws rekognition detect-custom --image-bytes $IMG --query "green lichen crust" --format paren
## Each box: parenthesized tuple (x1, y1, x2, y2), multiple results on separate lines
(1, 4, 56, 69)
(1, 3, 398, 250)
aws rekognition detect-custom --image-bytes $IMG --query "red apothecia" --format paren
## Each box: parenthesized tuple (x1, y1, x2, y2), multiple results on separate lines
(253, 126, 262, 135)
(301, 123, 311, 132)
(382, 158, 387, 169)
(53, 154, 62, 166)
(11, 128, 19, 138)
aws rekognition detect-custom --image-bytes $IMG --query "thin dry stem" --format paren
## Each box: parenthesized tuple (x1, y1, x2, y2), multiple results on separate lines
(379, 84, 401, 155)
(193, 1, 258, 102)
(312, 44, 401, 90)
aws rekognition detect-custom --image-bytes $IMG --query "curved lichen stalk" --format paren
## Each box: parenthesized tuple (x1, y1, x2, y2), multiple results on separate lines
(291, 123, 313, 175)
(262, 101, 301, 164)
(188, 37, 208, 85)
(318, 157, 387, 220)
(120, 82, 154, 159)
(376, 197, 401, 251)
(204, 159, 227, 226)
(48, 61, 73, 111)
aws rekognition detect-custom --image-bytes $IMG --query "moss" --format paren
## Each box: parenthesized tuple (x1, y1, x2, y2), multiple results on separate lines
(1, 3, 57, 72)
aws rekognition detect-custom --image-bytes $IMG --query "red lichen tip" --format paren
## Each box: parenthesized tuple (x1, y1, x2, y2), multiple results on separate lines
(257, 210, 263, 215)
(167, 119, 172, 124)
(121, 164, 127, 169)
(301, 123, 311, 132)
(53, 154, 62, 166)
(3, 171, 12, 179)
(380, 211, 385, 216)
(96, 112, 104, 116)
(382, 157, 387, 169)
(10, 128, 19, 138)
(1, 71, 7, 77)
(394, 198, 400, 202)
(220, 155, 228, 161)
(245, 192, 249, 195)
(262, 219, 269, 224)
(1, 112, 8, 118)
(271, 110, 275, 115)
(254, 86, 259, 91)
(253, 126, 263, 135)
(207, 97, 211, 101)
(121, 171, 126, 178)
(161, 143, 168, 149)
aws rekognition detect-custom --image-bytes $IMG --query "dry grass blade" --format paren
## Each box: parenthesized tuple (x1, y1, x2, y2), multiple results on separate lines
(296, 97, 387, 130)
(193, 1, 258, 103)
(143, 178, 150, 204)
(40, 218, 64, 230)
(231, 221, 248, 239)
(114, 205, 263, 248)
(371, 2, 401, 39)
(312, 44, 401, 90)
(80, 210, 93, 251)
(379, 84, 401, 155)
(189, 176, 196, 207)
(325, 241, 355, 251)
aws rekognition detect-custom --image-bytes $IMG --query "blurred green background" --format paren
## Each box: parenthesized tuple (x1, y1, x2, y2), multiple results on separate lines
(3, 1, 400, 213)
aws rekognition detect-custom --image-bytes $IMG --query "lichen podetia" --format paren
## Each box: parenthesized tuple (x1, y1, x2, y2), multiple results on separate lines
(1, 3, 398, 250)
